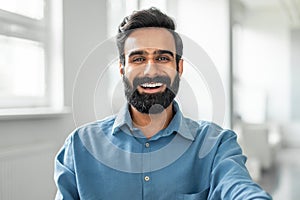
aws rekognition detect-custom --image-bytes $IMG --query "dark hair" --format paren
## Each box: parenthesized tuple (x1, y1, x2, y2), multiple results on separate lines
(117, 7, 183, 70)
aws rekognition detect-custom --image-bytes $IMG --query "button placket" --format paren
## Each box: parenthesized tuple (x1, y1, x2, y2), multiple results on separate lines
(142, 140, 151, 199)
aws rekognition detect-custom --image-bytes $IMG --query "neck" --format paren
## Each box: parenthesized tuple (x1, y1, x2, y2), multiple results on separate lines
(130, 103, 174, 139)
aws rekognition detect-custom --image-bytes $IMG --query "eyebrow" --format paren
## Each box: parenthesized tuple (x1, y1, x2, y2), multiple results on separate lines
(128, 50, 145, 58)
(154, 50, 174, 57)
(127, 49, 174, 58)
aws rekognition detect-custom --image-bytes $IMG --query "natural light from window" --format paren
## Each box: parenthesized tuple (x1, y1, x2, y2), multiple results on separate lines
(0, 0, 63, 111)
(0, 35, 45, 98)
(0, 0, 44, 19)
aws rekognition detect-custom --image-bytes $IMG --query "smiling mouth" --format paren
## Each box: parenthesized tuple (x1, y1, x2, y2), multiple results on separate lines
(139, 82, 165, 93)
(140, 82, 163, 89)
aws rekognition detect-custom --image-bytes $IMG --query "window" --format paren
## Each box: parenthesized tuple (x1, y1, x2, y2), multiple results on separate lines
(0, 0, 63, 110)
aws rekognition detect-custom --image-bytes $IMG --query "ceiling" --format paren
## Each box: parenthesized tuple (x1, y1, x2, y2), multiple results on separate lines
(239, 0, 300, 27)
(239, 0, 281, 10)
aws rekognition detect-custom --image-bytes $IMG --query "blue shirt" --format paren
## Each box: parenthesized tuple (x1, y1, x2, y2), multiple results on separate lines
(54, 102, 272, 200)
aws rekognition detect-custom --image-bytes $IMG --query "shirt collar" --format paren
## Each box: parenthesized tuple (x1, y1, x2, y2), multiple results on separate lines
(112, 103, 133, 133)
(112, 101, 196, 141)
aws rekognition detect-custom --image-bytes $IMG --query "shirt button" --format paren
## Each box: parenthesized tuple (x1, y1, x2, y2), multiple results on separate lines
(145, 142, 150, 148)
(144, 176, 150, 182)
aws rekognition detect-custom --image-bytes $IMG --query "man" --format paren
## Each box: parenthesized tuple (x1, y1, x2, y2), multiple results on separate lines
(54, 7, 272, 199)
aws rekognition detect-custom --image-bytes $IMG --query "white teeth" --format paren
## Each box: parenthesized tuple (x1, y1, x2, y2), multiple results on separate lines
(140, 82, 163, 88)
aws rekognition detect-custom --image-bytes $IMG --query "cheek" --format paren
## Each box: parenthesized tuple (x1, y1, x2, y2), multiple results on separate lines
(165, 68, 178, 80)
(168, 70, 180, 85)
(163, 63, 177, 73)
(124, 65, 142, 80)
(124, 67, 137, 87)
(124, 65, 135, 75)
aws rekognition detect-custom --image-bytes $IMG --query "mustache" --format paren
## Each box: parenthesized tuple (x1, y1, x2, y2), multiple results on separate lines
(132, 76, 171, 89)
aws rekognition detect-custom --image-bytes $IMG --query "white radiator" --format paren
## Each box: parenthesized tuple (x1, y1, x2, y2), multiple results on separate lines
(0, 142, 57, 200)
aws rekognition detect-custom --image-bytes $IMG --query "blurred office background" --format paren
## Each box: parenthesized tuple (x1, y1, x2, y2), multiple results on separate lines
(0, 0, 299, 199)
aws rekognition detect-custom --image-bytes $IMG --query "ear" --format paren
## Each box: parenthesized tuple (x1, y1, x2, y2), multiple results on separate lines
(119, 62, 124, 76)
(178, 59, 183, 77)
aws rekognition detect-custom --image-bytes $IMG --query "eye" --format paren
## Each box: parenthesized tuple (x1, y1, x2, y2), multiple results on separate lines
(132, 57, 145, 63)
(156, 56, 170, 62)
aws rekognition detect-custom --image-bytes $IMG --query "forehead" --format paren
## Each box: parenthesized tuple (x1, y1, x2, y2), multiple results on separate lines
(124, 28, 176, 55)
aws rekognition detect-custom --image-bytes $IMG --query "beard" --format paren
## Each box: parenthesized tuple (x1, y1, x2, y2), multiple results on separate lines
(123, 73, 180, 114)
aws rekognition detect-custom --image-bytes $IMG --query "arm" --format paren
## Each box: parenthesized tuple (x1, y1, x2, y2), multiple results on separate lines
(54, 135, 80, 200)
(208, 130, 272, 200)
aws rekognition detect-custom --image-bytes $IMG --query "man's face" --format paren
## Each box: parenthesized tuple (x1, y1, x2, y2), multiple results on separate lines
(121, 28, 182, 114)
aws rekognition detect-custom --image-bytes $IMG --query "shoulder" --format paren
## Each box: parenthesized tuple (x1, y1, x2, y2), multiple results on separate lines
(183, 118, 236, 142)
(187, 120, 239, 158)
(67, 115, 117, 142)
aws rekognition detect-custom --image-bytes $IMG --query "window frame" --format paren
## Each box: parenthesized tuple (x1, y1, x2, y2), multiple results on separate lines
(0, 0, 64, 110)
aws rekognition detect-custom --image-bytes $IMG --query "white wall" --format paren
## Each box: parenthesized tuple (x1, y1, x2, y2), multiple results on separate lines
(0, 0, 108, 199)
(234, 7, 291, 123)
(64, 0, 108, 125)
(291, 28, 300, 121)
(281, 28, 300, 148)
(170, 0, 231, 128)
(0, 117, 73, 200)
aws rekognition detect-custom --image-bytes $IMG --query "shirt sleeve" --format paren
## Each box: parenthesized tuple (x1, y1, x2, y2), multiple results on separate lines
(54, 134, 80, 200)
(208, 130, 272, 200)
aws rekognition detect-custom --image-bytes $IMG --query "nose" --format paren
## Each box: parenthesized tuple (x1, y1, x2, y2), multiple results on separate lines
(143, 60, 159, 77)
